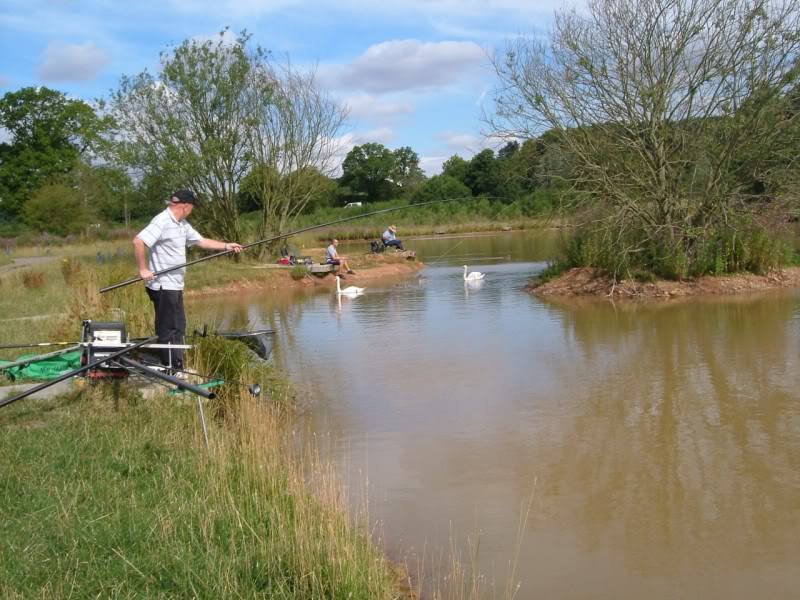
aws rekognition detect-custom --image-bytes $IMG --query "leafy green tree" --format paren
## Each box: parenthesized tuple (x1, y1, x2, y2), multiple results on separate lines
(70, 163, 136, 225)
(0, 87, 112, 219)
(392, 146, 425, 194)
(497, 141, 519, 161)
(23, 184, 90, 236)
(112, 31, 254, 242)
(441, 155, 469, 184)
(411, 174, 471, 204)
(339, 143, 398, 201)
(464, 149, 500, 197)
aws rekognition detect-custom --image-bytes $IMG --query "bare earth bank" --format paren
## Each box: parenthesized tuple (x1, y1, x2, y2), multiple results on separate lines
(528, 266, 800, 299)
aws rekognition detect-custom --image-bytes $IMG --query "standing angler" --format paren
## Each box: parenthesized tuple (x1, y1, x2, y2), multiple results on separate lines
(133, 189, 243, 371)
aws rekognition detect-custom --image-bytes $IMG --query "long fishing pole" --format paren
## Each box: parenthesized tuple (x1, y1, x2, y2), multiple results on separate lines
(0, 341, 78, 350)
(100, 198, 460, 294)
(0, 345, 81, 373)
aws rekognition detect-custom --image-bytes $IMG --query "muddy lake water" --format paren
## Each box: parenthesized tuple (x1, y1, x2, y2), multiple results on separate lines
(193, 231, 800, 599)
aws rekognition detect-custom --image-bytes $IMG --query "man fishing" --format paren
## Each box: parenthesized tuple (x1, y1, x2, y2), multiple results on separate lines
(133, 190, 243, 371)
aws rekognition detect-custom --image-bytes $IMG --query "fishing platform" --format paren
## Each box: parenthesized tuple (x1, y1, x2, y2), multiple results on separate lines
(0, 320, 275, 409)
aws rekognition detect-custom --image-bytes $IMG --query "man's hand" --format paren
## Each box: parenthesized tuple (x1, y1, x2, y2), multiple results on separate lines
(139, 268, 155, 282)
(226, 242, 244, 254)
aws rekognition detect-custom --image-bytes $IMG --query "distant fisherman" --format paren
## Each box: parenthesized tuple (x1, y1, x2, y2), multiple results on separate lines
(381, 224, 404, 251)
(133, 190, 243, 371)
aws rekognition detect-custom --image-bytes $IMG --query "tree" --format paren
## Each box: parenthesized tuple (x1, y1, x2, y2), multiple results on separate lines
(441, 155, 469, 183)
(411, 174, 471, 204)
(243, 58, 347, 246)
(70, 163, 136, 226)
(392, 146, 425, 193)
(488, 0, 800, 276)
(23, 184, 90, 236)
(464, 149, 500, 197)
(112, 30, 256, 242)
(339, 143, 397, 201)
(0, 87, 112, 219)
(497, 141, 519, 161)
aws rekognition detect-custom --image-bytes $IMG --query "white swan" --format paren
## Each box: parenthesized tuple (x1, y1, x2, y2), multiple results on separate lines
(463, 265, 485, 281)
(336, 276, 365, 295)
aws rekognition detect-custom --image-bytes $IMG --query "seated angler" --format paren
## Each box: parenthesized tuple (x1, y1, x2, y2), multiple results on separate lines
(381, 225, 404, 251)
(325, 238, 355, 277)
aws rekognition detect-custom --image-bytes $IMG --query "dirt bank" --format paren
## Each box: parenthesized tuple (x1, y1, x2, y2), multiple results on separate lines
(528, 266, 800, 300)
(188, 255, 423, 297)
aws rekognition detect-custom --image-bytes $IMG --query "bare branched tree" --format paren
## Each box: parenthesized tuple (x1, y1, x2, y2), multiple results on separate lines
(488, 0, 800, 274)
(243, 57, 348, 253)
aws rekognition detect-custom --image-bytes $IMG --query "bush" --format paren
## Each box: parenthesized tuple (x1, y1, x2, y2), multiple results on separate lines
(23, 184, 91, 236)
(21, 270, 45, 289)
(290, 264, 308, 280)
(410, 175, 472, 205)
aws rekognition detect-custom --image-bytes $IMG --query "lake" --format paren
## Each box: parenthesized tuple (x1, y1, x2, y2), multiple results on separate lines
(193, 231, 800, 599)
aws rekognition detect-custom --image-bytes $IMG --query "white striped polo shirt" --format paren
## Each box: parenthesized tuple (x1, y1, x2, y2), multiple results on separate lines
(136, 207, 203, 291)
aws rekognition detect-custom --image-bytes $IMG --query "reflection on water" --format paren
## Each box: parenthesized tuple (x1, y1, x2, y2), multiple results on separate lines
(192, 232, 800, 599)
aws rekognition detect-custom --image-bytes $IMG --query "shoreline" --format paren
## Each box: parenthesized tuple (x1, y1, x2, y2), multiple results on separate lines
(187, 254, 424, 297)
(528, 266, 800, 300)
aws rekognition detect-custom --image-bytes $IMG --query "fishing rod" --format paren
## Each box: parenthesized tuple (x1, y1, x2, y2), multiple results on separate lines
(100, 198, 461, 294)
(0, 341, 79, 350)
(0, 345, 82, 373)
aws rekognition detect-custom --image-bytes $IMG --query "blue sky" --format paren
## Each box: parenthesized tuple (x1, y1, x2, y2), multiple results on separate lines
(0, 0, 566, 174)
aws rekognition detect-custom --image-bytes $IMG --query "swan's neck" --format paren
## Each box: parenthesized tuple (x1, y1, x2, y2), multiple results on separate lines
(336, 278, 341, 292)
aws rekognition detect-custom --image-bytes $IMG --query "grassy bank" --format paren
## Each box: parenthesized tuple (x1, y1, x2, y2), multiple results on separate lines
(254, 197, 557, 246)
(0, 375, 407, 598)
(0, 260, 411, 598)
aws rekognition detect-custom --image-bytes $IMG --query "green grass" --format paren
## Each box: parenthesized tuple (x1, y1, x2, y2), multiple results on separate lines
(0, 386, 406, 599)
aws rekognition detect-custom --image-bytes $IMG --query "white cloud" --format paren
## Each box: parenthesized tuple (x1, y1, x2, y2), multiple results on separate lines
(345, 94, 414, 121)
(436, 130, 483, 153)
(420, 155, 449, 175)
(38, 41, 110, 82)
(320, 40, 484, 94)
(354, 127, 395, 145)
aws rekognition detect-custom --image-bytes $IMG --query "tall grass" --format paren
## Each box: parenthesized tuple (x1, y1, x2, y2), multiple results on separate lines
(556, 216, 793, 280)
(0, 388, 408, 598)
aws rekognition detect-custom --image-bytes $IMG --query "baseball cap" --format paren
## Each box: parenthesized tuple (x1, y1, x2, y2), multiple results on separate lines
(172, 189, 201, 207)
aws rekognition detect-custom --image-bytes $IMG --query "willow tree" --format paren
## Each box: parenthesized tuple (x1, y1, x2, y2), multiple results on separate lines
(242, 59, 347, 249)
(489, 0, 800, 277)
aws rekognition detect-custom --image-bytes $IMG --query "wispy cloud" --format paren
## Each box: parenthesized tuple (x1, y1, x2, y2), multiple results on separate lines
(420, 155, 449, 175)
(344, 94, 414, 121)
(320, 40, 484, 94)
(38, 41, 111, 82)
(354, 127, 395, 145)
(436, 130, 483, 154)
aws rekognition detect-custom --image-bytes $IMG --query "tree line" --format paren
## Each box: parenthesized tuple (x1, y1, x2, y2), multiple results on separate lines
(2, 0, 799, 279)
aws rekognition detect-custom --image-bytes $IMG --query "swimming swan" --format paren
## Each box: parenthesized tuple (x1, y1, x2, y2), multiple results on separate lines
(336, 276, 365, 295)
(463, 265, 485, 281)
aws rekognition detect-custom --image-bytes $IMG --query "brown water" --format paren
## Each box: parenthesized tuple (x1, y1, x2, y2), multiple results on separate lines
(193, 232, 800, 599)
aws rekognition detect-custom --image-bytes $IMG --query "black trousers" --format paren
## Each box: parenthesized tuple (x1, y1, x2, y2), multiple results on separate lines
(145, 288, 186, 368)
